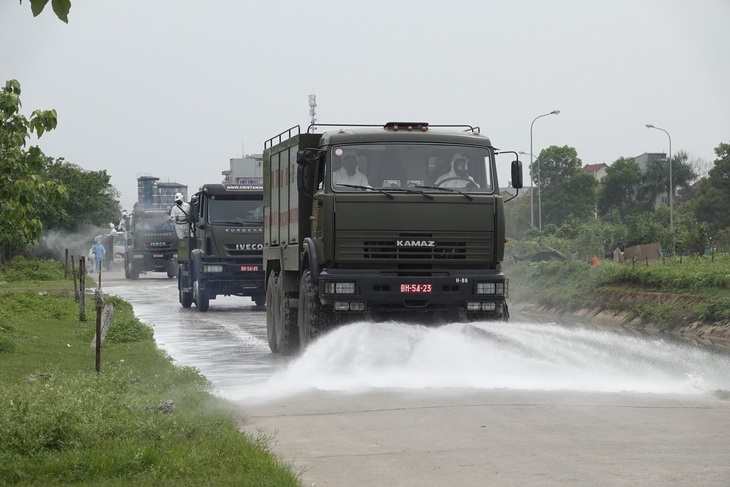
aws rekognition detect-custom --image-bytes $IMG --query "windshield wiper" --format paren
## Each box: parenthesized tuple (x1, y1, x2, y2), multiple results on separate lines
(381, 187, 434, 199)
(338, 184, 394, 199)
(415, 185, 473, 201)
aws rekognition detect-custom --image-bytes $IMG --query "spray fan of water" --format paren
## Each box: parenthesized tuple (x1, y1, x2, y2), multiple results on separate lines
(234, 320, 730, 403)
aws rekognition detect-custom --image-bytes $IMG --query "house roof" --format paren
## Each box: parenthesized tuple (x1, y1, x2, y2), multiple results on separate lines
(582, 163, 607, 173)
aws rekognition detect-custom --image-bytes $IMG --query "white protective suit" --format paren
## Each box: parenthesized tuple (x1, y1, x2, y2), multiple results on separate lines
(434, 153, 480, 189)
(170, 193, 191, 239)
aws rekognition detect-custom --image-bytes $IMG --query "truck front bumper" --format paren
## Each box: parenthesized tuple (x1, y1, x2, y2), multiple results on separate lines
(317, 267, 507, 315)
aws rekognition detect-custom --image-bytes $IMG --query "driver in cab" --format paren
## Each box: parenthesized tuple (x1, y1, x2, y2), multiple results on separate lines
(435, 153, 479, 189)
(333, 149, 369, 187)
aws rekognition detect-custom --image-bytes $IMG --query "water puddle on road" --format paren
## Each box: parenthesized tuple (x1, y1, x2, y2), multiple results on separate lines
(233, 320, 730, 403)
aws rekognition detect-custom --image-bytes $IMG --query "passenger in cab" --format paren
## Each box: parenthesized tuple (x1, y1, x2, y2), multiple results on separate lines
(333, 149, 369, 187)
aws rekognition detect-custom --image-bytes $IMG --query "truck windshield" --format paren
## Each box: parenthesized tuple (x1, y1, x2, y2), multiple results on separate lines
(330, 144, 495, 193)
(133, 215, 174, 232)
(208, 197, 263, 225)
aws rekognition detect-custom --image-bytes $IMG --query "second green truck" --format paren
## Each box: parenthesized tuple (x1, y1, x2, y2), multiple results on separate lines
(177, 183, 266, 311)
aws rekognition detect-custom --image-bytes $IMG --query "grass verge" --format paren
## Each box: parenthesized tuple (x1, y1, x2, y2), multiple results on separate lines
(507, 255, 730, 324)
(0, 257, 301, 486)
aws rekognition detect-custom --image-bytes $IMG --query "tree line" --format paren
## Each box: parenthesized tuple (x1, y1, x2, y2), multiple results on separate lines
(0, 80, 121, 262)
(504, 142, 730, 259)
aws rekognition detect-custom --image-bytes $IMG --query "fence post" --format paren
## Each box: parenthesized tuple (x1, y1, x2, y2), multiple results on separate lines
(71, 255, 78, 302)
(94, 288, 104, 374)
(79, 257, 86, 322)
(64, 248, 69, 278)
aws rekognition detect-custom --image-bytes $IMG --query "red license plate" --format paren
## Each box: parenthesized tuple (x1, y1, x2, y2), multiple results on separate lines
(400, 283, 432, 294)
(240, 265, 259, 272)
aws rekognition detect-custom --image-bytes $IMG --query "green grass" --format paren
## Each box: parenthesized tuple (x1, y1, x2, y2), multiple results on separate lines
(508, 255, 730, 323)
(0, 258, 301, 486)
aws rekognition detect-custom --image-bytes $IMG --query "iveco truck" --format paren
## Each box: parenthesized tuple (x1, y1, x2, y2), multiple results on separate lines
(177, 183, 265, 311)
(263, 122, 522, 354)
(124, 207, 178, 280)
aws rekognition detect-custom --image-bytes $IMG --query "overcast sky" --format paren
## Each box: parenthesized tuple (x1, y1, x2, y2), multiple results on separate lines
(2, 0, 729, 210)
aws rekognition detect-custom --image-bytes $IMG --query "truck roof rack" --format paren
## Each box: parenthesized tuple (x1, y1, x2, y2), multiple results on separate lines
(305, 122, 480, 134)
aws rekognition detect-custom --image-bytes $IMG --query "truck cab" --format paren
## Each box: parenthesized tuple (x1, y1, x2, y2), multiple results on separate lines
(178, 183, 266, 311)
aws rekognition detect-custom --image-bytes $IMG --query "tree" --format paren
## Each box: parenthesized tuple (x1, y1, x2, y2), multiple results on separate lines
(690, 142, 730, 236)
(534, 146, 595, 227)
(0, 80, 67, 262)
(533, 145, 582, 188)
(24, 0, 71, 23)
(597, 157, 645, 219)
(639, 150, 697, 208)
(39, 158, 121, 232)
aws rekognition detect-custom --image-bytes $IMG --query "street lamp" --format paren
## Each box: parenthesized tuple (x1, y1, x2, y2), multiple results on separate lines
(645, 124, 673, 235)
(530, 110, 560, 230)
(519, 151, 537, 221)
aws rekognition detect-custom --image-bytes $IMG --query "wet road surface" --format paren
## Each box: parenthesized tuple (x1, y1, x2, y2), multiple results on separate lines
(103, 269, 730, 486)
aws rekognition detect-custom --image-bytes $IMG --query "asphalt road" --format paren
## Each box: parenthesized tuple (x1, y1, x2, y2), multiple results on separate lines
(102, 268, 730, 487)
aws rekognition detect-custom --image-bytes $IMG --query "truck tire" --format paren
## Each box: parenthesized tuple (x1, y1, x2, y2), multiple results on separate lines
(298, 269, 331, 350)
(277, 287, 299, 355)
(167, 262, 176, 279)
(124, 259, 131, 279)
(178, 266, 193, 308)
(130, 262, 140, 280)
(266, 271, 298, 355)
(253, 295, 266, 307)
(266, 272, 279, 353)
(194, 279, 209, 312)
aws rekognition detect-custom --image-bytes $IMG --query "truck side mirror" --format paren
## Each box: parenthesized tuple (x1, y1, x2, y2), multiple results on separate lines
(297, 149, 309, 166)
(189, 197, 200, 223)
(298, 164, 312, 196)
(511, 160, 523, 189)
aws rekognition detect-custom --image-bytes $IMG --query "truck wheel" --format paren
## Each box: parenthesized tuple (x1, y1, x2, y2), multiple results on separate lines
(179, 267, 193, 308)
(194, 280, 209, 312)
(167, 262, 176, 279)
(124, 259, 131, 279)
(130, 262, 140, 280)
(277, 286, 299, 355)
(298, 269, 331, 350)
(266, 272, 279, 353)
(253, 295, 266, 307)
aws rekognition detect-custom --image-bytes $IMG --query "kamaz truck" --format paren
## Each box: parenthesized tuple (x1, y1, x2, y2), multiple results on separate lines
(124, 207, 178, 280)
(263, 122, 523, 354)
(177, 183, 266, 311)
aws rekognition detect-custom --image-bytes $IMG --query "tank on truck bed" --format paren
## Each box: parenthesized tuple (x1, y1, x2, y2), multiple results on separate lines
(263, 122, 523, 354)
(177, 183, 266, 311)
(124, 207, 178, 280)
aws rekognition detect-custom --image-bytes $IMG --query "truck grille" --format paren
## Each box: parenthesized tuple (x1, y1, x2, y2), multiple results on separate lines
(337, 232, 493, 262)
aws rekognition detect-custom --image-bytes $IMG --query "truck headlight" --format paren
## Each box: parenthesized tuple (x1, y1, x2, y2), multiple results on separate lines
(325, 282, 355, 294)
(476, 282, 505, 295)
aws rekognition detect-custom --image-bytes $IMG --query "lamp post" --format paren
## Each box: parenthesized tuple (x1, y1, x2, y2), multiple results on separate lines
(531, 110, 560, 230)
(518, 150, 537, 225)
(645, 124, 673, 235)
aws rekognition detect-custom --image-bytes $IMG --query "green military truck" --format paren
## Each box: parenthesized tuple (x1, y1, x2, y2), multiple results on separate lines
(177, 183, 266, 311)
(263, 122, 523, 354)
(124, 207, 178, 280)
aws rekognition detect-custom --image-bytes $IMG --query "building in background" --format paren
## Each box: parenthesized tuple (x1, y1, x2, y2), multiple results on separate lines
(223, 154, 264, 185)
(137, 176, 188, 208)
(582, 162, 608, 181)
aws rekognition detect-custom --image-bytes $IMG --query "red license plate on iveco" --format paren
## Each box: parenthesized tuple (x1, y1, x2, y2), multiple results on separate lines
(240, 265, 259, 272)
(400, 283, 432, 294)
